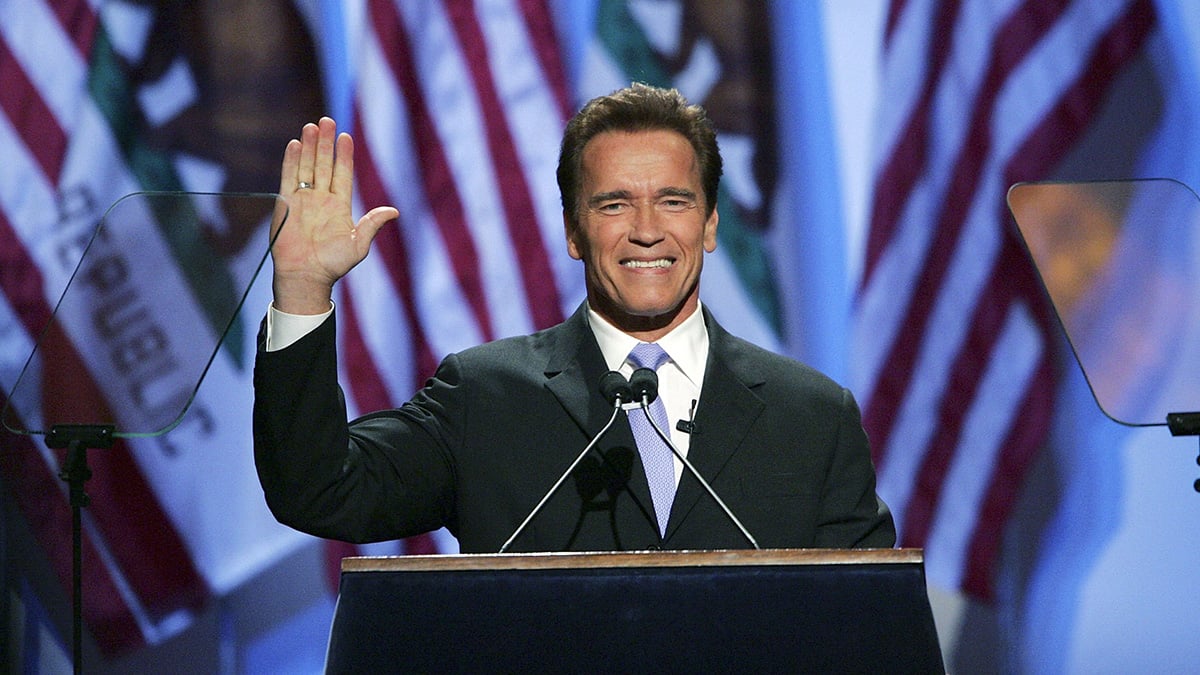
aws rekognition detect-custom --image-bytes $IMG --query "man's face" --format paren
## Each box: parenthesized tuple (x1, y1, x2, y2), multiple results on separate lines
(566, 129, 718, 338)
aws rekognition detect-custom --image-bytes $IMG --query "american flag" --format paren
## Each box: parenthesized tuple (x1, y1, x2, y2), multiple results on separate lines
(321, 0, 584, 571)
(854, 0, 1157, 598)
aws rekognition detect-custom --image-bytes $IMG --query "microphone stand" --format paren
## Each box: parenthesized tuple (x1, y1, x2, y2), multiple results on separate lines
(629, 368, 760, 550)
(499, 373, 631, 553)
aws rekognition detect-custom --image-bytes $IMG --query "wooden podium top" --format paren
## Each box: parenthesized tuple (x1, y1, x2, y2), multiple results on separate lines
(341, 547, 922, 573)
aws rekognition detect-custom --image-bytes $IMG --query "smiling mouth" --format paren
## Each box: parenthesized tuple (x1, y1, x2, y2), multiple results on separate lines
(622, 258, 674, 269)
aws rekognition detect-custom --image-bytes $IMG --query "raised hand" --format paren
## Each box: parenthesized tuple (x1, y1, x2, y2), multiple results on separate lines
(270, 117, 399, 314)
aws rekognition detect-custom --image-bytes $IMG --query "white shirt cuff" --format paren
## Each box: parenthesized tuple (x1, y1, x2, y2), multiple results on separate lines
(265, 302, 333, 352)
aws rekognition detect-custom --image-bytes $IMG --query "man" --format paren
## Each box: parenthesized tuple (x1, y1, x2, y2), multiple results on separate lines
(254, 83, 895, 552)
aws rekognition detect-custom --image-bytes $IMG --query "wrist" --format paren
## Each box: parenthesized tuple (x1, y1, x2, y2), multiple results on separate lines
(272, 275, 335, 315)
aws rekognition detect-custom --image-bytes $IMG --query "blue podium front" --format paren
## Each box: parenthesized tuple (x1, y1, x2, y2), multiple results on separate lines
(326, 548, 943, 673)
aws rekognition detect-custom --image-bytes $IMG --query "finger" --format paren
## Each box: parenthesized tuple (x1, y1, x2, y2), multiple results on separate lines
(278, 138, 301, 196)
(332, 131, 355, 196)
(297, 121, 318, 188)
(315, 117, 337, 191)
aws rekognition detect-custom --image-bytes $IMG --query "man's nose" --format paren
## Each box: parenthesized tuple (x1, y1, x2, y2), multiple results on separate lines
(629, 204, 665, 242)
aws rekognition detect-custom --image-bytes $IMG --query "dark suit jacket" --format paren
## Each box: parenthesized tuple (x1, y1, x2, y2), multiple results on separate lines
(253, 304, 895, 552)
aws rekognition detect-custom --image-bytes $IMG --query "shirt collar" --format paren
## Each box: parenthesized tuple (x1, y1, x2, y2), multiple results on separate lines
(586, 302, 709, 389)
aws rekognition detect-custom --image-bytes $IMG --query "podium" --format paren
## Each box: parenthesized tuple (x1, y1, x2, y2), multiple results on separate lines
(327, 548, 944, 673)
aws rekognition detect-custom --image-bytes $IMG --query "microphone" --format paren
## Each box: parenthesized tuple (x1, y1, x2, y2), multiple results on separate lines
(676, 398, 698, 434)
(599, 370, 633, 407)
(498, 371, 631, 553)
(629, 367, 658, 406)
(631, 369, 760, 550)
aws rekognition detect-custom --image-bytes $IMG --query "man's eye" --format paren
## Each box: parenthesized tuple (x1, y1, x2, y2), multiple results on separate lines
(596, 202, 628, 214)
(660, 199, 694, 212)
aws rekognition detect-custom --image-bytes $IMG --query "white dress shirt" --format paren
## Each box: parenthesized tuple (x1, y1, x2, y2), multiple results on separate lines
(586, 303, 709, 487)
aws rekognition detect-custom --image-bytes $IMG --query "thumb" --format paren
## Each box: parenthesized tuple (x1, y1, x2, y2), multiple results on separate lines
(355, 206, 399, 245)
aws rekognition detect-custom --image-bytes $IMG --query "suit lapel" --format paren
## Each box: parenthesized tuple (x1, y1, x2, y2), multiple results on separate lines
(542, 305, 659, 537)
(664, 311, 765, 539)
(542, 304, 612, 433)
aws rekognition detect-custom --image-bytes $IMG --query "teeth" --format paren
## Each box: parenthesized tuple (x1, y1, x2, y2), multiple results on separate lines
(623, 259, 672, 268)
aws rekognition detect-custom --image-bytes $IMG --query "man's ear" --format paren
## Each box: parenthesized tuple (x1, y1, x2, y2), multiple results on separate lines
(564, 211, 583, 260)
(703, 203, 719, 253)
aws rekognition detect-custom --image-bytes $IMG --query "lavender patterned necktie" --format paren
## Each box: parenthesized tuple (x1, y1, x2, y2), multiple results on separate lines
(627, 342, 675, 536)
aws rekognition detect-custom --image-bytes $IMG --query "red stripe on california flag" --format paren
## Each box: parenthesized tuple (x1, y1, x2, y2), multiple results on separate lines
(0, 35, 69, 184)
(3, 201, 143, 652)
(367, 0, 496, 342)
(0, 211, 52, 335)
(443, 1, 563, 330)
(36, 319, 211, 624)
(84, 442, 210, 619)
(1, 210, 146, 649)
(2, 132, 210, 656)
(0, 400, 148, 651)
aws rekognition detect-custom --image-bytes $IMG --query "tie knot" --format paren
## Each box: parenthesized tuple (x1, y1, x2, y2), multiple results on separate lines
(628, 342, 670, 371)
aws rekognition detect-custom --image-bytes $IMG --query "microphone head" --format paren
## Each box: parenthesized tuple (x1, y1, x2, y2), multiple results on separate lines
(629, 367, 659, 405)
(598, 371, 632, 406)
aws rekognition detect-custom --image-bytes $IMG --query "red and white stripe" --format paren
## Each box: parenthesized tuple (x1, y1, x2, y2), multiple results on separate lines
(854, 0, 1155, 597)
(326, 0, 579, 563)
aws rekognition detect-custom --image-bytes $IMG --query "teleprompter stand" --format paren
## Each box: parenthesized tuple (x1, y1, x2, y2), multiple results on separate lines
(47, 424, 114, 671)
(2, 191, 286, 672)
(1166, 413, 1200, 491)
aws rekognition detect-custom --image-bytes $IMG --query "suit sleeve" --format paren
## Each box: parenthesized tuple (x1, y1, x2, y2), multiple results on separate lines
(813, 387, 897, 548)
(252, 311, 458, 543)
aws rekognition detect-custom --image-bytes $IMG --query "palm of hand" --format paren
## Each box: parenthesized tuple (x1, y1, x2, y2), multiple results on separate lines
(273, 188, 367, 287)
(269, 118, 398, 313)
